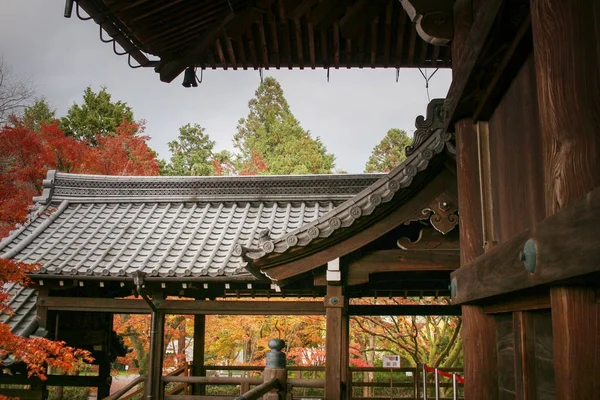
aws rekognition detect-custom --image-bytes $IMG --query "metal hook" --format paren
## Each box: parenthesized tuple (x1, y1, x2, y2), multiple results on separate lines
(259, 67, 263, 83)
(76, 2, 93, 20)
(128, 53, 143, 69)
(327, 67, 330, 83)
(396, 68, 400, 83)
(113, 40, 128, 56)
(99, 24, 114, 43)
(196, 68, 203, 84)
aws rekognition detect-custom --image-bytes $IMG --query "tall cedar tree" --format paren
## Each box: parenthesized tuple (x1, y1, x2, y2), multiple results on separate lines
(60, 86, 134, 144)
(161, 123, 234, 176)
(234, 77, 335, 175)
(364, 128, 412, 173)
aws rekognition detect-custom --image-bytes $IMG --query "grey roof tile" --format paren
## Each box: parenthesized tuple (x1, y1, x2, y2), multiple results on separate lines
(0, 173, 382, 278)
(1, 283, 38, 337)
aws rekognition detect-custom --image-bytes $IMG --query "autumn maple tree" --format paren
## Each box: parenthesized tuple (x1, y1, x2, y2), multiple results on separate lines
(0, 89, 159, 379)
(0, 259, 93, 379)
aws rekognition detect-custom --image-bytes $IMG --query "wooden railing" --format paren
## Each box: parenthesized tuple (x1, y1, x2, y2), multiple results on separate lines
(349, 366, 464, 400)
(104, 363, 190, 400)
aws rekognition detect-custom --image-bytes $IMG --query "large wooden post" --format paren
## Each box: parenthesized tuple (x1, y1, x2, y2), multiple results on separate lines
(531, 2, 600, 398)
(453, 0, 498, 399)
(325, 283, 348, 400)
(192, 314, 206, 395)
(146, 309, 166, 400)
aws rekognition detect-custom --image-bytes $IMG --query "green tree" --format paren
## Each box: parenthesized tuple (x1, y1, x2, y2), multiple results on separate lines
(22, 97, 56, 132)
(60, 86, 134, 144)
(364, 128, 412, 173)
(234, 77, 335, 175)
(161, 123, 218, 176)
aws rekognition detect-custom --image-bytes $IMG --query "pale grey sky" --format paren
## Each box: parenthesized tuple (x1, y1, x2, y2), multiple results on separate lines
(0, 1, 451, 173)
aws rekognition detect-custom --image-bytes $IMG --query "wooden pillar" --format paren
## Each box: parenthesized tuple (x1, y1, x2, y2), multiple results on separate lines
(325, 284, 348, 400)
(146, 310, 166, 400)
(192, 314, 206, 395)
(97, 352, 111, 400)
(453, 1, 498, 398)
(530, 1, 600, 398)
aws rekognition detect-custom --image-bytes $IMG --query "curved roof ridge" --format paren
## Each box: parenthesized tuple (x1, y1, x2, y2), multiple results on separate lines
(243, 98, 453, 264)
(34, 171, 385, 204)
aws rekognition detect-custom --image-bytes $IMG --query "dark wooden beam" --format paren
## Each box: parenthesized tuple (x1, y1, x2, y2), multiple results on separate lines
(192, 315, 206, 395)
(225, 36, 237, 69)
(38, 297, 326, 315)
(268, 8, 280, 68)
(258, 14, 270, 68)
(325, 284, 347, 399)
(158, 9, 235, 82)
(451, 186, 600, 305)
(395, 10, 407, 67)
(482, 291, 550, 314)
(77, 0, 150, 66)
(349, 304, 461, 316)
(370, 17, 379, 67)
(445, 0, 530, 131)
(288, 0, 319, 21)
(472, 14, 532, 121)
(215, 37, 227, 69)
(295, 19, 305, 68)
(307, 10, 316, 68)
(311, 0, 348, 30)
(278, 0, 293, 68)
(346, 249, 460, 285)
(158, 1, 275, 81)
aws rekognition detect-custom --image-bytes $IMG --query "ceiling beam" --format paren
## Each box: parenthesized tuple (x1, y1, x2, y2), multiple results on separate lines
(157, 1, 275, 82)
(157, 8, 235, 82)
(349, 304, 461, 316)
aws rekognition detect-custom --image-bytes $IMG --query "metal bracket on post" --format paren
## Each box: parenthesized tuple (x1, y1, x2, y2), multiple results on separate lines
(132, 269, 158, 312)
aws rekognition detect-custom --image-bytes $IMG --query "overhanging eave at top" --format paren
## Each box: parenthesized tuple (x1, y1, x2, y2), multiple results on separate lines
(68, 0, 452, 82)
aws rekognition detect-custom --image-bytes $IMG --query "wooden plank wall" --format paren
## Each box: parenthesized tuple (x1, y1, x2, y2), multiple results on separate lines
(485, 54, 555, 399)
(488, 55, 546, 243)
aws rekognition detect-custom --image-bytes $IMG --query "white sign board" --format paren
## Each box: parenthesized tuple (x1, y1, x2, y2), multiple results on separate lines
(383, 355, 401, 368)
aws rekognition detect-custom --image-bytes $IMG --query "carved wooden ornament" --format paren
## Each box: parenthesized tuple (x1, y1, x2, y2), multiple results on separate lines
(405, 193, 459, 234)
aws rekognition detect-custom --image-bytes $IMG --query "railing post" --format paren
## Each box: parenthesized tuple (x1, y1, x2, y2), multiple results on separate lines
(422, 364, 427, 400)
(452, 374, 458, 400)
(263, 339, 287, 400)
(434, 368, 439, 400)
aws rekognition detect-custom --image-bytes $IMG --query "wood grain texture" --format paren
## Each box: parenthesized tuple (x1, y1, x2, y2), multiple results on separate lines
(531, 0, 600, 216)
(452, 186, 600, 304)
(532, 311, 554, 400)
(325, 284, 346, 400)
(550, 287, 599, 399)
(488, 56, 546, 244)
(456, 119, 484, 264)
(463, 305, 498, 400)
(494, 313, 516, 399)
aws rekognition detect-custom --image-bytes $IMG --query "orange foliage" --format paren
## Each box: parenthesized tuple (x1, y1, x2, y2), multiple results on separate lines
(0, 259, 93, 378)
(0, 117, 158, 378)
(0, 119, 159, 238)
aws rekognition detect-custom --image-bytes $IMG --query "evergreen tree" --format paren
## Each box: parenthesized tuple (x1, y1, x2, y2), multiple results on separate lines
(234, 77, 335, 175)
(364, 128, 412, 173)
(60, 86, 134, 144)
(161, 123, 218, 176)
(22, 97, 56, 132)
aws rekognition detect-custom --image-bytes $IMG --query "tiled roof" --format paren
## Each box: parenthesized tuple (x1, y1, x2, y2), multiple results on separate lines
(0, 173, 382, 279)
(1, 283, 39, 337)
(245, 99, 455, 270)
